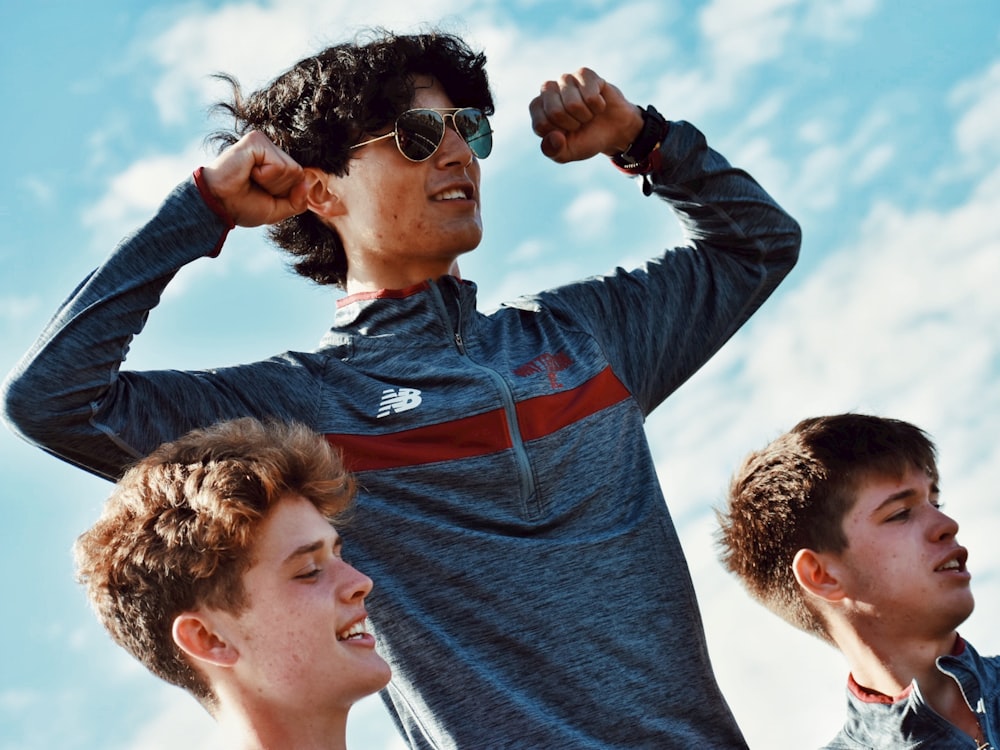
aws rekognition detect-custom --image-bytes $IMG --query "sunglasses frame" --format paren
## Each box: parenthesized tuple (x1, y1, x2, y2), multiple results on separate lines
(351, 107, 492, 162)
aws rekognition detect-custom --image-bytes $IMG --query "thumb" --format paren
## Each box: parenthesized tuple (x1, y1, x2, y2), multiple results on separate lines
(540, 131, 567, 161)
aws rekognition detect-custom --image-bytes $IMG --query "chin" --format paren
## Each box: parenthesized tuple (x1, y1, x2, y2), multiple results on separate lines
(449, 218, 483, 250)
(358, 662, 392, 698)
(943, 596, 976, 632)
(457, 231, 483, 252)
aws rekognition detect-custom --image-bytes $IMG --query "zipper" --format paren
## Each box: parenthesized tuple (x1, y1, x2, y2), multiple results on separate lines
(429, 280, 538, 513)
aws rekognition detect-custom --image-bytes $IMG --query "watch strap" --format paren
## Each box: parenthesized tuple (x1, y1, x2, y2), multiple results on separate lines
(610, 104, 668, 174)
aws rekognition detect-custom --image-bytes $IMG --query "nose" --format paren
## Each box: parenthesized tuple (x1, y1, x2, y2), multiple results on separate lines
(930, 505, 960, 541)
(436, 118, 474, 167)
(337, 558, 374, 602)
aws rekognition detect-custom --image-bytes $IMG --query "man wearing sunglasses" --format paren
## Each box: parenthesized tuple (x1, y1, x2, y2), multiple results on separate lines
(4, 29, 800, 749)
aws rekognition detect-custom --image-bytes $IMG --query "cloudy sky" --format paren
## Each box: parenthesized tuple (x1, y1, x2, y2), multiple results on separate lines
(2, 1, 999, 748)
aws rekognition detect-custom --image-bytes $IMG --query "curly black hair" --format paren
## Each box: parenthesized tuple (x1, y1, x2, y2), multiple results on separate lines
(209, 29, 493, 288)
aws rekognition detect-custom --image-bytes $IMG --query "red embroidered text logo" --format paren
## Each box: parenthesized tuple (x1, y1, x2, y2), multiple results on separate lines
(513, 353, 573, 389)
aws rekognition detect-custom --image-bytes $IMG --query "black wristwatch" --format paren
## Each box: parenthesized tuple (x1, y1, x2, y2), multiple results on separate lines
(611, 104, 668, 172)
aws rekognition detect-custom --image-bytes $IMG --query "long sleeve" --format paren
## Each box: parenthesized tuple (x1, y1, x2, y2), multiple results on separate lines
(534, 119, 801, 414)
(1, 178, 313, 480)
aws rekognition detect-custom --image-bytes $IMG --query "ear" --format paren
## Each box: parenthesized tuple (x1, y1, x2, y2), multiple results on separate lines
(303, 167, 346, 219)
(792, 548, 847, 603)
(172, 612, 239, 668)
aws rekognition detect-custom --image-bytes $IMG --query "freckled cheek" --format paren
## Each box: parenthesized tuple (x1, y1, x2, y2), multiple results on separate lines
(266, 621, 313, 672)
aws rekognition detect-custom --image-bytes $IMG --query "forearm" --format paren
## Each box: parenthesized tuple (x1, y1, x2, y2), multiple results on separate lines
(544, 120, 801, 413)
(1, 178, 229, 471)
(650, 119, 801, 271)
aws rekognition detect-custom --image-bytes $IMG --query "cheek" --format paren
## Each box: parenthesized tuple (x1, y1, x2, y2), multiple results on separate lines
(369, 183, 420, 225)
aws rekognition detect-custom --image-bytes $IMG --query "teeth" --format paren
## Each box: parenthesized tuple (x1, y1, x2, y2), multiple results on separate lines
(338, 620, 369, 641)
(434, 189, 466, 201)
(936, 559, 961, 571)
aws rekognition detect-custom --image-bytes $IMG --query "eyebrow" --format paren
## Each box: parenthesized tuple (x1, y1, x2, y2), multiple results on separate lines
(871, 484, 939, 515)
(282, 533, 342, 566)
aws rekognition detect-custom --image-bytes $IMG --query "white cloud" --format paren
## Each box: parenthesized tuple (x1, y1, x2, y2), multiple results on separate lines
(699, 0, 800, 74)
(473, 259, 586, 312)
(508, 239, 545, 262)
(852, 142, 894, 185)
(0, 688, 40, 713)
(651, 68, 723, 124)
(0, 295, 41, 325)
(144, 0, 493, 125)
(80, 143, 209, 252)
(21, 176, 55, 207)
(122, 687, 224, 750)
(801, 0, 880, 41)
(743, 91, 786, 130)
(148, 3, 323, 124)
(951, 59, 1000, 161)
(786, 104, 898, 209)
(562, 188, 617, 239)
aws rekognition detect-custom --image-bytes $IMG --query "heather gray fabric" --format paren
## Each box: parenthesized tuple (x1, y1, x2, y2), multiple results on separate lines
(4, 120, 800, 749)
(825, 639, 1000, 749)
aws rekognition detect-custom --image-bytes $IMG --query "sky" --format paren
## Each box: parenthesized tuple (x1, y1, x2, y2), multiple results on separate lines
(1, 0, 999, 748)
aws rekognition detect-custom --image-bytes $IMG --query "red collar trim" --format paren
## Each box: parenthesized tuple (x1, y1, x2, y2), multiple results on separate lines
(846, 633, 966, 704)
(846, 674, 913, 704)
(337, 280, 432, 307)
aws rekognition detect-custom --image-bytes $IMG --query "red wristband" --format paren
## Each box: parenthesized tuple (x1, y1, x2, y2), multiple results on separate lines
(193, 166, 236, 257)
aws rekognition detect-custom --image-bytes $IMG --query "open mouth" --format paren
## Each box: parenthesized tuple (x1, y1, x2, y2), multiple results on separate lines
(934, 549, 968, 573)
(935, 559, 963, 572)
(433, 187, 471, 201)
(337, 620, 369, 641)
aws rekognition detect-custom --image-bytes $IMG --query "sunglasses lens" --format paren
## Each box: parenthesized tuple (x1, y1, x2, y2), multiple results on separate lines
(455, 109, 493, 159)
(396, 110, 446, 161)
(395, 109, 493, 162)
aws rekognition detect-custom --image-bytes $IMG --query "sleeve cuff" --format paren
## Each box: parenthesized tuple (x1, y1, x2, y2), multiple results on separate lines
(192, 166, 236, 257)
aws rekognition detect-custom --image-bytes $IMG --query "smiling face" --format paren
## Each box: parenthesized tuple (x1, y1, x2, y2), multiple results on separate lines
(325, 75, 485, 292)
(829, 467, 974, 639)
(210, 494, 390, 714)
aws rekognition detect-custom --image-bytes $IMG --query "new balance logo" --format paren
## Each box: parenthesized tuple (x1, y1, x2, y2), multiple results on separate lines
(377, 387, 423, 419)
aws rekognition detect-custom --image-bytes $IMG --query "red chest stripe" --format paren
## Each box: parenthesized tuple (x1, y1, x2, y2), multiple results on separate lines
(515, 367, 630, 442)
(326, 367, 630, 472)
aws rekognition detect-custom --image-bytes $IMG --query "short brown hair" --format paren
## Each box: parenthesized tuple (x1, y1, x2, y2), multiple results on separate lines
(74, 418, 355, 708)
(717, 413, 938, 642)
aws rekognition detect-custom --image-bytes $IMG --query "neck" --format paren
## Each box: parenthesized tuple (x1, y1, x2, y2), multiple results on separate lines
(344, 256, 459, 296)
(214, 699, 349, 750)
(838, 631, 957, 697)
(837, 629, 981, 742)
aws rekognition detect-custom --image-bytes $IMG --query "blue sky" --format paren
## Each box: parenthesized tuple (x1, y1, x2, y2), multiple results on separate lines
(2, 1, 999, 748)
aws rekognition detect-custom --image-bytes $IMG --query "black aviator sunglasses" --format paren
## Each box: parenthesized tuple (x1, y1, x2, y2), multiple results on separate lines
(351, 107, 493, 162)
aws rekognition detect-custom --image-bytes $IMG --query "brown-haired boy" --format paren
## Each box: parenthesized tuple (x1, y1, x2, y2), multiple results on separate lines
(718, 413, 999, 749)
(75, 418, 390, 750)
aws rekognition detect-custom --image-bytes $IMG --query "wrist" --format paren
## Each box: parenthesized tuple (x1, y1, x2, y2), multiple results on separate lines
(193, 166, 237, 230)
(609, 105, 668, 175)
(192, 166, 236, 258)
(606, 105, 646, 156)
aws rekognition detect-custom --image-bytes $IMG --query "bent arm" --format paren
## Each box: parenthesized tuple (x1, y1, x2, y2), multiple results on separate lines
(4, 131, 314, 480)
(540, 118, 801, 413)
(4, 179, 237, 479)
